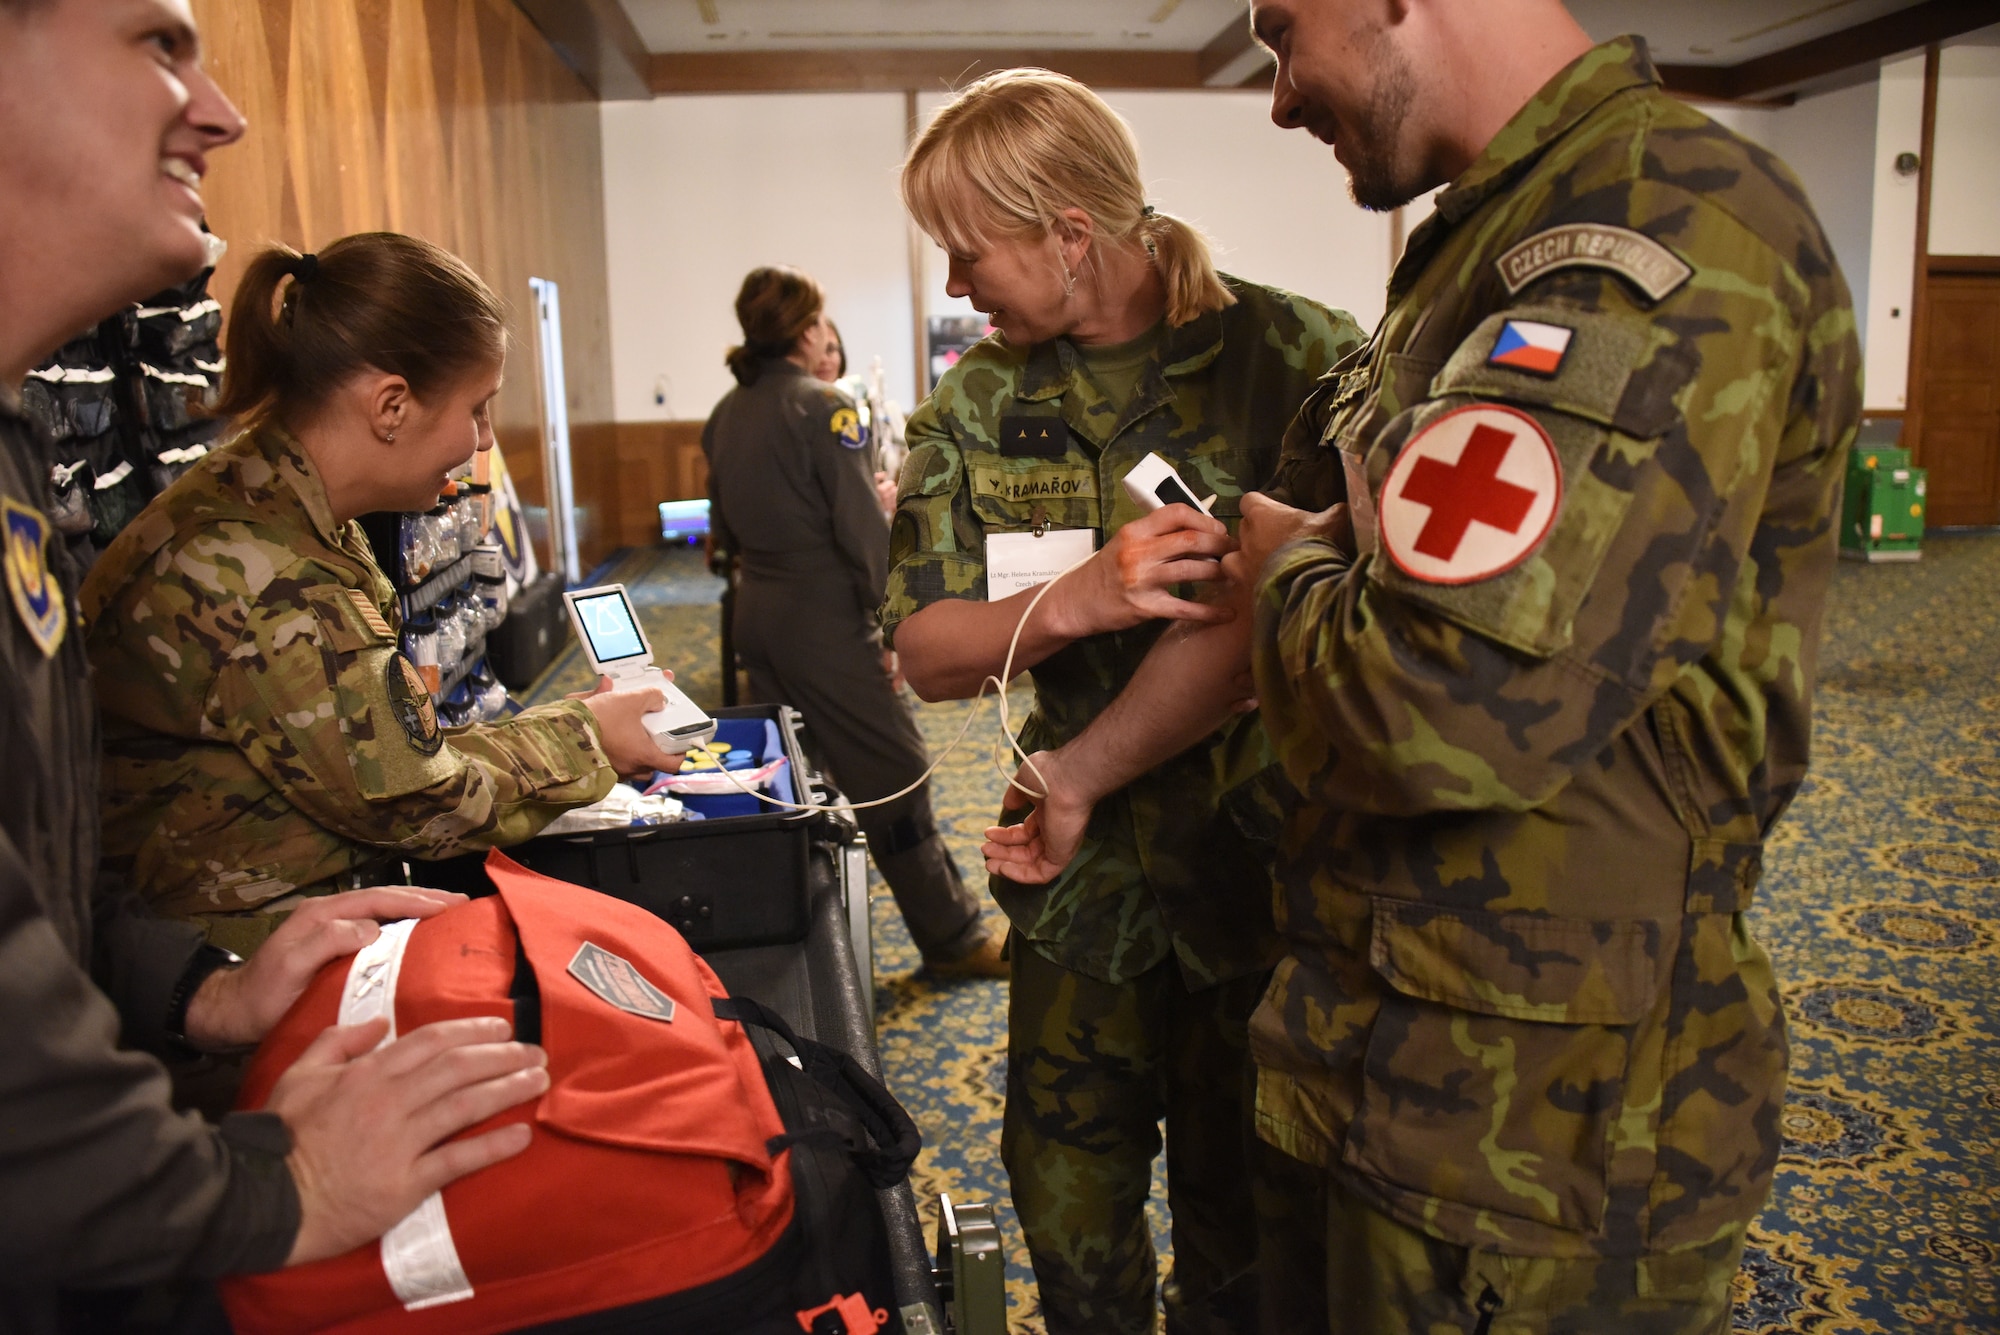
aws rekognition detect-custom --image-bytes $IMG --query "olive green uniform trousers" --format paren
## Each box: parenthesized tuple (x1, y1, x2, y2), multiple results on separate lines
(1004, 938, 1268, 1335)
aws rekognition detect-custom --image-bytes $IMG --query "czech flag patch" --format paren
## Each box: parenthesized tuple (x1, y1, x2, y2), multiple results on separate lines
(1487, 319, 1574, 377)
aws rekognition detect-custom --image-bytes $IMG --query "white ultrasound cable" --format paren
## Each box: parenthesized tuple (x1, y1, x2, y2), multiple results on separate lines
(695, 551, 1097, 817)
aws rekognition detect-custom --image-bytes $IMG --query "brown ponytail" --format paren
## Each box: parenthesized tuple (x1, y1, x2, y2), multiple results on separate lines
(725, 266, 825, 386)
(213, 233, 506, 430)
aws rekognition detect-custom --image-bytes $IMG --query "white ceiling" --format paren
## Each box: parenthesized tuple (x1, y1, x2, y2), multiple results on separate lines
(619, 0, 1249, 53)
(621, 0, 1942, 65)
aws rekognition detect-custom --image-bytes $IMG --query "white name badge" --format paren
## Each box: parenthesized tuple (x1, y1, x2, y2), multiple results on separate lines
(985, 528, 1097, 601)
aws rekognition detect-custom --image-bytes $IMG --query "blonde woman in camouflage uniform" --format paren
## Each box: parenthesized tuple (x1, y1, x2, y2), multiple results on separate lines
(83, 234, 684, 955)
(987, 1, 1862, 1327)
(887, 70, 1362, 1335)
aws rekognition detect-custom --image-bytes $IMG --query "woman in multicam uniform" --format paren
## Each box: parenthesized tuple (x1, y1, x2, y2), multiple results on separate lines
(83, 233, 680, 956)
(883, 70, 1364, 1335)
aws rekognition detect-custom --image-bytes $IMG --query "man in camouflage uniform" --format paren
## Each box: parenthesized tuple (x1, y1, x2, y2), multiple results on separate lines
(886, 276, 1361, 1332)
(1231, 4, 1861, 1328)
(83, 424, 627, 954)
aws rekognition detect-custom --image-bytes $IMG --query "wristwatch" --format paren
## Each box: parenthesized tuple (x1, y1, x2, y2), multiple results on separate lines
(164, 941, 244, 1047)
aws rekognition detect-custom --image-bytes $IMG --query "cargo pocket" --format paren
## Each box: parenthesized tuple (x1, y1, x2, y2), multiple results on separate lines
(1342, 898, 1663, 1234)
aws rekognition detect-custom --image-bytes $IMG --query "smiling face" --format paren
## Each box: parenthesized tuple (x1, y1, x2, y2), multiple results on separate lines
(382, 362, 504, 512)
(0, 0, 245, 334)
(1253, 0, 1429, 211)
(942, 228, 1076, 348)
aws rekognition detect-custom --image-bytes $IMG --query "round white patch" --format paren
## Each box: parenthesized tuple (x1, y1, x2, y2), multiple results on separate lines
(1378, 404, 1562, 585)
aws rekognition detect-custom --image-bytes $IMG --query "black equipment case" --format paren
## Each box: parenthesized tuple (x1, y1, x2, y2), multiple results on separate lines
(488, 570, 567, 690)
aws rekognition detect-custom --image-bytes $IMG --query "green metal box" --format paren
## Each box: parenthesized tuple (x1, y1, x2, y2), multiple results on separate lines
(1840, 451, 1926, 562)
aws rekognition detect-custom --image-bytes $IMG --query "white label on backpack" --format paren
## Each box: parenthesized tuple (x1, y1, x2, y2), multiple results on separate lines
(568, 941, 677, 1023)
(339, 920, 476, 1310)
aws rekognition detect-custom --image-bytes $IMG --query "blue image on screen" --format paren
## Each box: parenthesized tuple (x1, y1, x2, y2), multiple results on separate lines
(577, 593, 646, 662)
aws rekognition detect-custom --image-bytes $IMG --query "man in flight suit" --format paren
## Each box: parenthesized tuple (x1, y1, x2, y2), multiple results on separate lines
(0, 1, 550, 1326)
(983, 1, 1860, 1327)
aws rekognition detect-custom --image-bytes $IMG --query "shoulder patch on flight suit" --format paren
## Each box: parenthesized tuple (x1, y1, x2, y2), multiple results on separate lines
(1495, 224, 1692, 304)
(830, 405, 868, 450)
(3, 496, 66, 657)
(384, 652, 444, 755)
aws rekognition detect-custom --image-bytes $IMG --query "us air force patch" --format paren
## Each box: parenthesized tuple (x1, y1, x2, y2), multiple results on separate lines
(567, 942, 676, 1023)
(1495, 224, 1692, 304)
(1378, 405, 1561, 585)
(3, 496, 67, 657)
(830, 405, 868, 450)
(385, 652, 444, 755)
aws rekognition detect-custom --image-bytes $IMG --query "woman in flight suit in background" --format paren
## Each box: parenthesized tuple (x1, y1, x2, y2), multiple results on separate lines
(702, 266, 1005, 977)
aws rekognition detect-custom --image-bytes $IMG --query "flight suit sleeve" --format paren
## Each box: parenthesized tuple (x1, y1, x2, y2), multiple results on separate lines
(1252, 206, 1853, 819)
(211, 584, 616, 860)
(880, 396, 984, 643)
(700, 414, 740, 557)
(0, 827, 298, 1285)
(804, 387, 890, 615)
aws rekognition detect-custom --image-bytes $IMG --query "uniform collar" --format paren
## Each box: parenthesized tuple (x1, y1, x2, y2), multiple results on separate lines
(1405, 37, 1657, 271)
(1016, 303, 1226, 403)
(254, 424, 348, 549)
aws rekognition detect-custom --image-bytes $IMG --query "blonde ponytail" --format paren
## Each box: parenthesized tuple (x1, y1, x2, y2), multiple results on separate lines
(902, 69, 1235, 327)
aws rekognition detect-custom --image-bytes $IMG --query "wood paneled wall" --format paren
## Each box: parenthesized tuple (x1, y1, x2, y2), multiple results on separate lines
(190, 0, 631, 565)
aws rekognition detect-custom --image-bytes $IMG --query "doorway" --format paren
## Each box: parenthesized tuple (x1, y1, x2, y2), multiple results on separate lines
(1916, 268, 2000, 528)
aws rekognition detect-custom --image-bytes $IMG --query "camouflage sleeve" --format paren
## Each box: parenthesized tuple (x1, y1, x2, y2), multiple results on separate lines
(212, 582, 615, 858)
(1254, 288, 1367, 509)
(880, 395, 982, 644)
(1253, 214, 1842, 817)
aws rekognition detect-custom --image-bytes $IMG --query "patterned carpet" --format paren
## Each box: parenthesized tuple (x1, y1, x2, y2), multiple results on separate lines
(521, 538, 2000, 1334)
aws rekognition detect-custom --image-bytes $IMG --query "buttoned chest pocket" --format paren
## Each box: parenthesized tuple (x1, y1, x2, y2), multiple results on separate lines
(967, 458, 1103, 536)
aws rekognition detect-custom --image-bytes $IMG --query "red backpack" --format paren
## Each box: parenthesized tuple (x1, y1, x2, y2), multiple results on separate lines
(221, 852, 914, 1335)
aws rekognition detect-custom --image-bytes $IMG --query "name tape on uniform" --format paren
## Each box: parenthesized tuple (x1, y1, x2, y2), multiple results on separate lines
(1495, 224, 1692, 304)
(971, 465, 1098, 505)
(986, 528, 1096, 602)
(1379, 404, 1562, 586)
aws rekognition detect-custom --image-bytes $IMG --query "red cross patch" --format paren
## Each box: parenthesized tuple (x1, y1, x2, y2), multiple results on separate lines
(1378, 404, 1561, 585)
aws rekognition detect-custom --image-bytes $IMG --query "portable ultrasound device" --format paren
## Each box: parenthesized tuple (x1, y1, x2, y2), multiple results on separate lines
(1121, 452, 1215, 516)
(561, 583, 717, 754)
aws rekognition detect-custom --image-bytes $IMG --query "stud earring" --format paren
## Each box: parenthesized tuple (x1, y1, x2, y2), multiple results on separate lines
(385, 432, 396, 442)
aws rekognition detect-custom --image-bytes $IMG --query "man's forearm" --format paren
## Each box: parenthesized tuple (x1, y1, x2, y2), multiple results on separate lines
(1059, 611, 1254, 803)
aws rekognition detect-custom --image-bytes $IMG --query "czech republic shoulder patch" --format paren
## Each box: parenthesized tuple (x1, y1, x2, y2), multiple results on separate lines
(385, 652, 445, 755)
(3, 496, 67, 656)
(1378, 404, 1561, 586)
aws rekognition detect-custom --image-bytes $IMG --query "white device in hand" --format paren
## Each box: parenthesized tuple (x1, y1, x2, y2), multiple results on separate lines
(561, 583, 716, 754)
(1122, 452, 1215, 516)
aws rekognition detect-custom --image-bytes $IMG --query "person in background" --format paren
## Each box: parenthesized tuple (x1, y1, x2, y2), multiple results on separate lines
(887, 69, 1363, 1335)
(810, 317, 846, 383)
(986, 1, 1861, 1328)
(702, 265, 1006, 978)
(83, 232, 684, 957)
(0, 1, 548, 1326)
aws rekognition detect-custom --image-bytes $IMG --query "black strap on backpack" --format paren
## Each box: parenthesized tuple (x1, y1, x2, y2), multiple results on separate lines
(711, 996, 920, 1190)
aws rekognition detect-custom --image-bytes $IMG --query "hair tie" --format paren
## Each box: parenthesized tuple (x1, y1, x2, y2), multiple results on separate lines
(291, 252, 319, 282)
(1140, 205, 1157, 218)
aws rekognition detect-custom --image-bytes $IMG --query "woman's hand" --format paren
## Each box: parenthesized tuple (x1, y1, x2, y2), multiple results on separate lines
(182, 888, 467, 1051)
(1045, 504, 1237, 640)
(573, 674, 689, 779)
